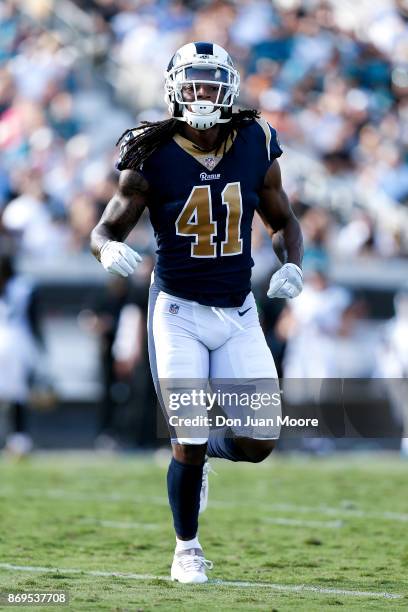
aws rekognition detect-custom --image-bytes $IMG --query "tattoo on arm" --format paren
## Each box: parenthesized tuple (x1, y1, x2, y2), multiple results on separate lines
(117, 168, 150, 198)
(90, 170, 149, 260)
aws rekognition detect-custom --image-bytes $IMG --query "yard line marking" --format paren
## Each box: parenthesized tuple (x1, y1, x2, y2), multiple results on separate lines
(263, 517, 343, 529)
(82, 516, 340, 530)
(19, 488, 168, 505)
(80, 518, 159, 530)
(0, 563, 402, 600)
(1, 486, 406, 524)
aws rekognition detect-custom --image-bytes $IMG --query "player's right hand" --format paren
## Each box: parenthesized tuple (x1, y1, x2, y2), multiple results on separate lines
(100, 241, 142, 277)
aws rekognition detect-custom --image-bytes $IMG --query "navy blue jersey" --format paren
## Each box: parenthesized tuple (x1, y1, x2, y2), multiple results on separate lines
(120, 118, 282, 307)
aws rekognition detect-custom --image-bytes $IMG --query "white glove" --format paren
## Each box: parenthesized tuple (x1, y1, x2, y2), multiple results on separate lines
(100, 241, 142, 277)
(267, 263, 303, 299)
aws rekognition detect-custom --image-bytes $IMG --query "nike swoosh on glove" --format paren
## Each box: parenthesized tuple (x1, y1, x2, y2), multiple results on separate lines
(100, 241, 142, 277)
(267, 263, 303, 299)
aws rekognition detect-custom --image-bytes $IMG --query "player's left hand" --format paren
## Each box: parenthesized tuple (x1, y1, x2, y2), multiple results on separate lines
(267, 263, 303, 299)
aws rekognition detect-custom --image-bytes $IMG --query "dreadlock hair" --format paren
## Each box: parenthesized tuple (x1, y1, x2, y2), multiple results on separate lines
(116, 109, 260, 172)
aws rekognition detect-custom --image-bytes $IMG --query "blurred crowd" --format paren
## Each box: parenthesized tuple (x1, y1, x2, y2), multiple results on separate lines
(1, 0, 408, 452)
(1, 0, 408, 264)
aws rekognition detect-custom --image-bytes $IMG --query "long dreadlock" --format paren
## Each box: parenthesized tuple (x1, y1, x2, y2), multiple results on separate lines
(116, 109, 260, 171)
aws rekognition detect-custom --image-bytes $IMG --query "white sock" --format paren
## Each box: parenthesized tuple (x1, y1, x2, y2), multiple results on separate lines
(175, 536, 201, 552)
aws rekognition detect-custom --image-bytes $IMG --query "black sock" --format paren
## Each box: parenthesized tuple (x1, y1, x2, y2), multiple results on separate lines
(11, 402, 25, 433)
(167, 457, 203, 539)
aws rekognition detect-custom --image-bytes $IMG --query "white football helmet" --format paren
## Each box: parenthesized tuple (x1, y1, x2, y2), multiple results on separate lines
(164, 41, 240, 130)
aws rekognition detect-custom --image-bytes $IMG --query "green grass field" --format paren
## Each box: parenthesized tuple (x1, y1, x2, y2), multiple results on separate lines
(0, 451, 407, 611)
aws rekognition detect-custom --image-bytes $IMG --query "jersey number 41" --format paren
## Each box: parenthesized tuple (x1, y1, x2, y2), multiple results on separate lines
(175, 182, 243, 258)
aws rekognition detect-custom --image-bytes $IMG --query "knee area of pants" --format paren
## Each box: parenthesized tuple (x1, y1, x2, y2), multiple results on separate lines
(245, 440, 276, 463)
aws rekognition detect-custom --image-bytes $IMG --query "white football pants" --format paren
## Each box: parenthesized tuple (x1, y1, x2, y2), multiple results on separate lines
(148, 282, 281, 444)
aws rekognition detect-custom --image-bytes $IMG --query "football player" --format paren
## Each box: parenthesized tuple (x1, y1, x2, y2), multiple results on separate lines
(91, 42, 303, 583)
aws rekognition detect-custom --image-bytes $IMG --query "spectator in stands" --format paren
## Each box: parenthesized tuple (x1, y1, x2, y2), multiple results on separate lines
(275, 265, 352, 379)
(0, 253, 43, 457)
(375, 286, 408, 456)
(84, 276, 144, 449)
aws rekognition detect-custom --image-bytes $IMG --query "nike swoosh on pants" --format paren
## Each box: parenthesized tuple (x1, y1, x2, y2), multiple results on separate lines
(238, 307, 252, 317)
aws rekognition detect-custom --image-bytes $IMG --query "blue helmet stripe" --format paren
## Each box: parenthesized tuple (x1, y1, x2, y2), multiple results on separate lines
(194, 42, 213, 55)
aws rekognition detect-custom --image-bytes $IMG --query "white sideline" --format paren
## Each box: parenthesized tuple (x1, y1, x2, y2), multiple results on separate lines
(82, 516, 342, 530)
(254, 501, 408, 523)
(0, 563, 402, 600)
(2, 487, 407, 523)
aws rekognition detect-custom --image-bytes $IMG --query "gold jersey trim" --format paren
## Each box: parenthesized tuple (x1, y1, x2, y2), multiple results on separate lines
(255, 117, 271, 161)
(173, 131, 237, 170)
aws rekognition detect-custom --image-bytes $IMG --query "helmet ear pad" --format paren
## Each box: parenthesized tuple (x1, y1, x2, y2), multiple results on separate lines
(173, 100, 184, 119)
(164, 88, 183, 119)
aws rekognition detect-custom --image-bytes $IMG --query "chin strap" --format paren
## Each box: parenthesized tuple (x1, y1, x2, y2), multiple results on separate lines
(179, 101, 232, 130)
(183, 107, 221, 130)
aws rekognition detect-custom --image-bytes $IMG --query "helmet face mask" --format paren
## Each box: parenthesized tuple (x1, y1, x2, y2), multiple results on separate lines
(173, 66, 236, 107)
(165, 42, 240, 130)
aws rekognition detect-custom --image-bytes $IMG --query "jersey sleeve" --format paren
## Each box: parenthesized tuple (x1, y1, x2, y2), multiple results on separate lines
(255, 117, 283, 167)
(115, 129, 138, 171)
(115, 128, 150, 177)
